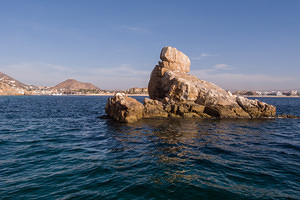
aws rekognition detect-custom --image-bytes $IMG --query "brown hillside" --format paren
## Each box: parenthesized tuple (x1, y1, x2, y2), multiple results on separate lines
(0, 72, 28, 89)
(0, 72, 30, 95)
(53, 79, 100, 91)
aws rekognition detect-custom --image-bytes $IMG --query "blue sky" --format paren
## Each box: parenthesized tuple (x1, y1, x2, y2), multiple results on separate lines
(0, 0, 299, 90)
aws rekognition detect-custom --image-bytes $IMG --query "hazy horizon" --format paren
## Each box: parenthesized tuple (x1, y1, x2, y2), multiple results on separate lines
(1, 70, 299, 92)
(1, 0, 299, 90)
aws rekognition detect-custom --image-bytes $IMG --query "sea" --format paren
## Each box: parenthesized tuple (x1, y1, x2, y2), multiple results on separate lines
(0, 96, 299, 200)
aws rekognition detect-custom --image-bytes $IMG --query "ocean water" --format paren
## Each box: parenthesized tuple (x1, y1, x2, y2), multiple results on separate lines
(0, 96, 299, 200)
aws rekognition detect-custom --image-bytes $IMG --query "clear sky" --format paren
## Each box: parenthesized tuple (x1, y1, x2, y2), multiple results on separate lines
(0, 0, 299, 90)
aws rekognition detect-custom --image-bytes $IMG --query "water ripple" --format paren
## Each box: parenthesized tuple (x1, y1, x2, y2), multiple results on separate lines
(0, 96, 299, 199)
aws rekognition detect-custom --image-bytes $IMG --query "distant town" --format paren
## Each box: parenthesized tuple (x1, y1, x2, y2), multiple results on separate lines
(0, 71, 299, 97)
(232, 90, 299, 97)
(0, 71, 148, 96)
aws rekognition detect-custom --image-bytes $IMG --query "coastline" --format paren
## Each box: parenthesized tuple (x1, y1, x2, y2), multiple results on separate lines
(0, 94, 149, 97)
(1, 94, 299, 98)
(244, 95, 300, 98)
(67, 93, 149, 97)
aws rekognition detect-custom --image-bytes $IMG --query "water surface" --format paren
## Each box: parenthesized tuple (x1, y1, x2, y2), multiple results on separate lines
(0, 96, 299, 199)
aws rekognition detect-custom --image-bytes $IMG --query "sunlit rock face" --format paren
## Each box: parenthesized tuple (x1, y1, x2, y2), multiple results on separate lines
(105, 46, 276, 122)
(105, 93, 144, 123)
(160, 46, 191, 73)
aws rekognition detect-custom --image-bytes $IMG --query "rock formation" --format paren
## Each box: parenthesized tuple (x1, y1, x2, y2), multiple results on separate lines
(105, 46, 276, 123)
(105, 93, 144, 123)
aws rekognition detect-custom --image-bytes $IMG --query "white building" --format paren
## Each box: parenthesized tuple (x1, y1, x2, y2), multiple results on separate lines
(290, 90, 298, 96)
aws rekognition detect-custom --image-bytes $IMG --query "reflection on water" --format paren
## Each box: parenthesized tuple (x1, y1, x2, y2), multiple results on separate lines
(105, 118, 299, 199)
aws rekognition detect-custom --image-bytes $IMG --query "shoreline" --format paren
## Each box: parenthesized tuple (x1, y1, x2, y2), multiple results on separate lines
(0, 94, 299, 98)
(0, 94, 149, 97)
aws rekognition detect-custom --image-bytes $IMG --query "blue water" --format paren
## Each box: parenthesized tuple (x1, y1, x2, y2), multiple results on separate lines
(0, 96, 299, 200)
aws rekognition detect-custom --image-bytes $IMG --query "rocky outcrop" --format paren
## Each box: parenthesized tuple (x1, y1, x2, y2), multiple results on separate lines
(105, 46, 277, 122)
(143, 98, 169, 119)
(148, 46, 191, 99)
(236, 96, 276, 118)
(105, 93, 144, 123)
(277, 114, 300, 119)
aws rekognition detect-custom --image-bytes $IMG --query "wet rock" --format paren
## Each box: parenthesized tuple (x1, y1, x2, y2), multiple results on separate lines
(143, 98, 169, 119)
(277, 114, 300, 119)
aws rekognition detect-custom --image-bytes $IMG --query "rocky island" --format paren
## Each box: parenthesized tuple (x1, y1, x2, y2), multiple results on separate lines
(105, 46, 277, 123)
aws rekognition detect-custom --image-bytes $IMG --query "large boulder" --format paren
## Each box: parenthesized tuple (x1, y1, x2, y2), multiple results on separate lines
(148, 47, 191, 100)
(236, 96, 276, 118)
(160, 46, 191, 73)
(105, 93, 144, 123)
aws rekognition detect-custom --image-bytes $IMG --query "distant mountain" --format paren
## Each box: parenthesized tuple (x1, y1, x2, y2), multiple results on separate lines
(0, 72, 29, 95)
(52, 79, 100, 91)
(0, 74, 102, 95)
